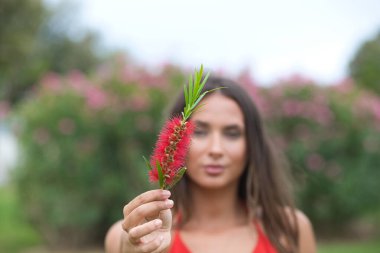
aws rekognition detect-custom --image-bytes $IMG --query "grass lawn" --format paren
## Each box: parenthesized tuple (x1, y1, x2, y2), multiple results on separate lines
(318, 240, 380, 253)
(0, 184, 41, 253)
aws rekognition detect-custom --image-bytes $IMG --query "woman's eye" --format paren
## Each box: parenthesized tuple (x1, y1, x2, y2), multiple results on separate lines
(193, 129, 207, 137)
(224, 130, 242, 138)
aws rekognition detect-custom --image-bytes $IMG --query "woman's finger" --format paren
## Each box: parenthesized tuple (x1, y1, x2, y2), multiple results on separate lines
(135, 235, 164, 253)
(123, 190, 171, 217)
(128, 219, 162, 244)
(123, 199, 173, 230)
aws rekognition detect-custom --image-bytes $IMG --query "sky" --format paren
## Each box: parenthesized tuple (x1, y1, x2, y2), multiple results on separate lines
(0, 125, 17, 184)
(50, 0, 380, 85)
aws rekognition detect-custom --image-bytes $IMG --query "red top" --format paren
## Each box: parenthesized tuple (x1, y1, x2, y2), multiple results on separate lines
(169, 222, 277, 253)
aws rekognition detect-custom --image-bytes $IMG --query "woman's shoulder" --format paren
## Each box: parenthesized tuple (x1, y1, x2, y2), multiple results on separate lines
(284, 207, 316, 253)
(283, 207, 313, 230)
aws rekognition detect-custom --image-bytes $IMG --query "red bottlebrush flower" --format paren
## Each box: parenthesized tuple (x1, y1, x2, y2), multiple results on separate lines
(149, 116, 194, 185)
(145, 64, 218, 189)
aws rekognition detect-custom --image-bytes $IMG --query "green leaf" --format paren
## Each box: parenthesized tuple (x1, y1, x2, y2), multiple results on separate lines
(191, 93, 207, 111)
(197, 72, 210, 98)
(166, 167, 187, 189)
(156, 160, 165, 189)
(191, 103, 206, 115)
(143, 156, 153, 171)
(188, 74, 193, 105)
(194, 67, 201, 91)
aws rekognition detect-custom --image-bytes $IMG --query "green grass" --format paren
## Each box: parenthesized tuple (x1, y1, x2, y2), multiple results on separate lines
(318, 240, 380, 253)
(0, 184, 41, 253)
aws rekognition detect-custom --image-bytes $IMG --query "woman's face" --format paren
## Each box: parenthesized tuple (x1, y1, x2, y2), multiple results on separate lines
(186, 93, 247, 189)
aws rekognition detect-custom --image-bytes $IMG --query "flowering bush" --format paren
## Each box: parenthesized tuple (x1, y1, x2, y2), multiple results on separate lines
(13, 58, 185, 246)
(12, 60, 380, 246)
(256, 76, 380, 231)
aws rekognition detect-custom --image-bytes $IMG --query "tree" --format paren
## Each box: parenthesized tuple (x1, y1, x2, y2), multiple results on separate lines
(0, 0, 46, 104)
(0, 0, 104, 105)
(349, 30, 380, 95)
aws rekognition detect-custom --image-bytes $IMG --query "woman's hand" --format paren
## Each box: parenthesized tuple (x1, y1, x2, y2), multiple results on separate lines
(119, 189, 173, 253)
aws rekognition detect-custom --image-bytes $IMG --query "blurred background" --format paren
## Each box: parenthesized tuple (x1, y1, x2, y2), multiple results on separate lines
(1, 0, 380, 252)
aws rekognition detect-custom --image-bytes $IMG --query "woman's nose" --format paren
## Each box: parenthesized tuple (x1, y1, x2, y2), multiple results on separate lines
(208, 133, 223, 158)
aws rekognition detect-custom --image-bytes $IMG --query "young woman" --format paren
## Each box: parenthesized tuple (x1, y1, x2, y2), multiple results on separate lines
(105, 76, 316, 253)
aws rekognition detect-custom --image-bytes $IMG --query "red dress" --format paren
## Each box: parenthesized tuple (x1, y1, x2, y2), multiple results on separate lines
(169, 222, 277, 253)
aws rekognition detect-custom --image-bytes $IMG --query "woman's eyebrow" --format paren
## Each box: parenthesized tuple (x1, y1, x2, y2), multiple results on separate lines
(224, 124, 244, 130)
(194, 120, 209, 127)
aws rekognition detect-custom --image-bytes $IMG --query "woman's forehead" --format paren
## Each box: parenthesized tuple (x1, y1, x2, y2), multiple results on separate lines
(191, 93, 244, 126)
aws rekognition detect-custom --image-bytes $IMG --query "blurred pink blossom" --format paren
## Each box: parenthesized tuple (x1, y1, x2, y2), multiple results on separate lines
(333, 78, 354, 94)
(121, 65, 167, 88)
(85, 86, 108, 110)
(94, 64, 113, 83)
(283, 99, 304, 117)
(281, 98, 333, 125)
(0, 101, 10, 119)
(67, 70, 93, 94)
(128, 95, 150, 112)
(121, 65, 141, 84)
(58, 118, 76, 135)
(307, 103, 333, 126)
(41, 73, 62, 91)
(306, 153, 325, 171)
(139, 72, 167, 88)
(260, 85, 284, 117)
(356, 93, 380, 122)
(278, 74, 315, 87)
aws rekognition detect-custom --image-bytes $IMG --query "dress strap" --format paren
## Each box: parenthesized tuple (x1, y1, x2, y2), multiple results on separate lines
(169, 230, 191, 253)
(253, 220, 278, 253)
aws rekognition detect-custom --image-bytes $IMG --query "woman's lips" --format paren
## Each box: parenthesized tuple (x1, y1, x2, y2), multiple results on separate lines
(204, 165, 224, 175)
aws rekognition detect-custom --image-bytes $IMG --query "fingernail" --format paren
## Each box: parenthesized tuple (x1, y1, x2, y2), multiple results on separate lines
(166, 199, 174, 207)
(162, 190, 171, 197)
(154, 219, 162, 226)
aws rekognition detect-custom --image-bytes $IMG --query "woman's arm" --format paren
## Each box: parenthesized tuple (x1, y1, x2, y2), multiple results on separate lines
(105, 221, 124, 253)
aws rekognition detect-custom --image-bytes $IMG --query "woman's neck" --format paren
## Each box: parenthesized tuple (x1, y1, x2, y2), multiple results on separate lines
(184, 183, 248, 232)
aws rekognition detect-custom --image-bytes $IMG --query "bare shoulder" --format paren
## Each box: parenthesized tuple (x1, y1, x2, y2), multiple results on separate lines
(285, 208, 317, 253)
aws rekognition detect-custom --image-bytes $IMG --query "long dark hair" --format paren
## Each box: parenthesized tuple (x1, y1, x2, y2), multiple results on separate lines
(168, 76, 299, 253)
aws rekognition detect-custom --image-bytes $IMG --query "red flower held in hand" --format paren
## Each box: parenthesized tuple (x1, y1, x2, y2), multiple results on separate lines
(145, 65, 220, 189)
(149, 116, 194, 184)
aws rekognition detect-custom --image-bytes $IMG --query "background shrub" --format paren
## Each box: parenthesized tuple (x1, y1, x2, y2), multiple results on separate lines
(12, 60, 184, 246)
(12, 66, 380, 246)
(258, 76, 380, 232)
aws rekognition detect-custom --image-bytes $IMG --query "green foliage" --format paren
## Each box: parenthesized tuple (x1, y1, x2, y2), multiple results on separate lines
(259, 77, 380, 232)
(0, 0, 46, 103)
(182, 65, 210, 121)
(0, 0, 104, 105)
(10, 60, 380, 247)
(349, 30, 380, 95)
(12, 61, 184, 246)
(0, 185, 41, 253)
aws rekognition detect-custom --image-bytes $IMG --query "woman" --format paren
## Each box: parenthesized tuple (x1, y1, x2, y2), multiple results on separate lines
(105, 76, 316, 253)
